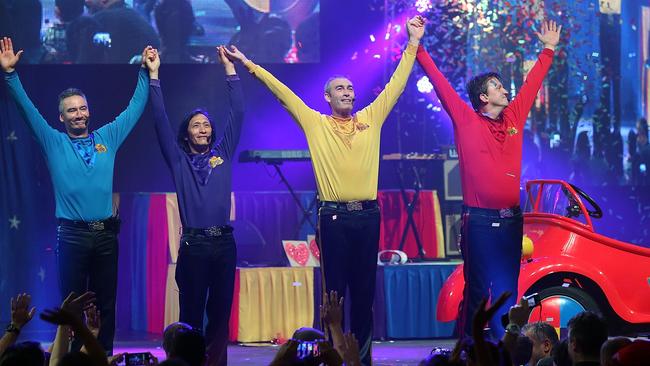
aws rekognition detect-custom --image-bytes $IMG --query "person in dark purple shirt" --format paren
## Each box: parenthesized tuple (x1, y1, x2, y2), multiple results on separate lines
(146, 46, 244, 366)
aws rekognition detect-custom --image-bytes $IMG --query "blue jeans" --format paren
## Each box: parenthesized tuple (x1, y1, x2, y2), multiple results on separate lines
(175, 231, 237, 366)
(456, 206, 523, 340)
(318, 204, 380, 366)
(56, 221, 119, 354)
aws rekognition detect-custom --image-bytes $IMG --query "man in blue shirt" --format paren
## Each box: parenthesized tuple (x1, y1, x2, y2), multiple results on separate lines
(1, 37, 153, 353)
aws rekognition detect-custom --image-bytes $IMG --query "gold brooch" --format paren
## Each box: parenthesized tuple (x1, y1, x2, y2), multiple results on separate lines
(507, 127, 518, 136)
(209, 156, 224, 168)
(95, 144, 107, 153)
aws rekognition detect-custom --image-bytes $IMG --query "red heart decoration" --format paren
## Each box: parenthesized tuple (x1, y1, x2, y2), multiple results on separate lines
(285, 242, 310, 266)
(309, 239, 320, 261)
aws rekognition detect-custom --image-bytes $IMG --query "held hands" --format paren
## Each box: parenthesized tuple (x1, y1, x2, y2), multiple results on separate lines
(406, 15, 426, 46)
(216, 45, 236, 75)
(142, 46, 160, 79)
(0, 37, 23, 73)
(10, 293, 36, 329)
(535, 20, 562, 51)
(222, 45, 249, 65)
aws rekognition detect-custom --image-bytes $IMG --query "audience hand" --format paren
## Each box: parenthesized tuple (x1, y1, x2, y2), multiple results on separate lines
(320, 290, 343, 328)
(340, 332, 361, 366)
(10, 293, 36, 330)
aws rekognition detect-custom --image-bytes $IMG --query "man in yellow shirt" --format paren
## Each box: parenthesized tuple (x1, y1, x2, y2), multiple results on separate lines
(224, 16, 425, 365)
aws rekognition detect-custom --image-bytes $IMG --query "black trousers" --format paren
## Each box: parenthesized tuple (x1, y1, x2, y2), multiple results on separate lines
(318, 205, 380, 366)
(455, 206, 523, 340)
(175, 232, 237, 366)
(56, 223, 119, 354)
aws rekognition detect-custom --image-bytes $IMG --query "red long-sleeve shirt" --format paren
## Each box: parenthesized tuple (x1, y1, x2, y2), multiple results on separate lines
(417, 46, 554, 209)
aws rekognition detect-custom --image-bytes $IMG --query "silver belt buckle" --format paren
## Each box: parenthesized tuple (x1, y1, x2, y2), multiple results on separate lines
(499, 208, 514, 218)
(205, 226, 222, 237)
(88, 221, 105, 231)
(346, 201, 363, 211)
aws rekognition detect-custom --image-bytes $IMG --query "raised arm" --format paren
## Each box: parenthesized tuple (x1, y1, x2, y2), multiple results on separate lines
(48, 292, 96, 366)
(0, 293, 36, 356)
(98, 46, 152, 147)
(416, 46, 474, 127)
(360, 16, 423, 126)
(1, 37, 57, 145)
(506, 20, 560, 127)
(146, 48, 181, 165)
(215, 45, 244, 159)
(223, 45, 319, 130)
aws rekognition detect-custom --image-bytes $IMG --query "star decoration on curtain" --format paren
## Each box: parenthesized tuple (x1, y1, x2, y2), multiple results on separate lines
(6, 131, 18, 141)
(9, 215, 21, 229)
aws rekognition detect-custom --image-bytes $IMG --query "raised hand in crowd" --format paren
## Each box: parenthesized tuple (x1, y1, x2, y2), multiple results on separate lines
(472, 292, 513, 366)
(340, 332, 362, 366)
(42, 291, 108, 366)
(320, 290, 345, 357)
(0, 293, 36, 355)
(535, 20, 562, 51)
(0, 37, 23, 73)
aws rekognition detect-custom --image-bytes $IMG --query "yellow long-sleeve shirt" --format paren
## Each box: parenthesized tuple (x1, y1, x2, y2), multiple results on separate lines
(245, 43, 417, 202)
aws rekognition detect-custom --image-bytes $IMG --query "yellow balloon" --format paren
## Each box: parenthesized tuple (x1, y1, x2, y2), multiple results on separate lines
(522, 235, 534, 258)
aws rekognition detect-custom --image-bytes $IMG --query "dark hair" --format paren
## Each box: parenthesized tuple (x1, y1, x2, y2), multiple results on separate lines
(58, 88, 87, 113)
(552, 339, 572, 366)
(466, 72, 502, 111)
(154, 0, 195, 55)
(177, 109, 217, 153)
(162, 321, 193, 355)
(55, 0, 84, 22)
(522, 321, 559, 346)
(567, 311, 608, 359)
(0, 341, 45, 366)
(159, 359, 190, 366)
(57, 351, 93, 366)
(169, 328, 206, 366)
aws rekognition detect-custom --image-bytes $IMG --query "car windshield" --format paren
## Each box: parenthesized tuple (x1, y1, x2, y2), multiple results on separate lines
(524, 183, 589, 226)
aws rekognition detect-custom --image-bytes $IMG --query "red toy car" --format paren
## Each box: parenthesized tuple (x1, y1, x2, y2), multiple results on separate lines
(437, 179, 650, 335)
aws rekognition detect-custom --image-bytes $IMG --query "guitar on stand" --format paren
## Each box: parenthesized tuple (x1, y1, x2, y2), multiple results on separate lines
(382, 152, 447, 261)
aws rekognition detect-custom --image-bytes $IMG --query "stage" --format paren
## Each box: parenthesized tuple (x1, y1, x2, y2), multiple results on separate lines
(22, 329, 457, 366)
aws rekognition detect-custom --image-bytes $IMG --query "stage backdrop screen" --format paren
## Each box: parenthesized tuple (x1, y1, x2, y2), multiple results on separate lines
(2, 0, 319, 64)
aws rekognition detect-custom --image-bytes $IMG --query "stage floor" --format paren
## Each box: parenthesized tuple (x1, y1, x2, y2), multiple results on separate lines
(113, 339, 458, 366)
(27, 330, 457, 365)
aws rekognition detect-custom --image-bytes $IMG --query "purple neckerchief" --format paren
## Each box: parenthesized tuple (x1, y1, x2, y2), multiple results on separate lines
(188, 148, 217, 185)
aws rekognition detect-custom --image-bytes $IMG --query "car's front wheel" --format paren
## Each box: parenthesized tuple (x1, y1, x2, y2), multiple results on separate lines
(527, 286, 601, 334)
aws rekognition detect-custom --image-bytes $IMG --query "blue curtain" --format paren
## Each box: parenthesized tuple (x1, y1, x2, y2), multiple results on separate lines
(0, 76, 59, 332)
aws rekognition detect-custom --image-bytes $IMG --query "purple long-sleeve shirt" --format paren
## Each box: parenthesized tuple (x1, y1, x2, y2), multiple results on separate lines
(150, 76, 244, 228)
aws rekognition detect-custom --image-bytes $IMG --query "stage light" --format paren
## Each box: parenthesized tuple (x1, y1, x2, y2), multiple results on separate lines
(415, 0, 432, 13)
(417, 76, 433, 94)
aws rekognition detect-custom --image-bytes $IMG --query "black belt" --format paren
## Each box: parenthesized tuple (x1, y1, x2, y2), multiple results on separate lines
(58, 217, 119, 232)
(463, 205, 522, 219)
(319, 200, 378, 212)
(182, 225, 233, 237)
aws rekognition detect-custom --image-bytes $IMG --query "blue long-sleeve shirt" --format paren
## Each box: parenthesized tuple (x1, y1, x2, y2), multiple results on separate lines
(4, 68, 149, 221)
(149, 76, 244, 228)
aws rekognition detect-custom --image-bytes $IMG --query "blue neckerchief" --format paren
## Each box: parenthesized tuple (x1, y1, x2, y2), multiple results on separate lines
(188, 148, 217, 185)
(70, 133, 96, 167)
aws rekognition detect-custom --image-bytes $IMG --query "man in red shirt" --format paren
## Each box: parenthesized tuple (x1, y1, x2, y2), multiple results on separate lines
(417, 20, 562, 339)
